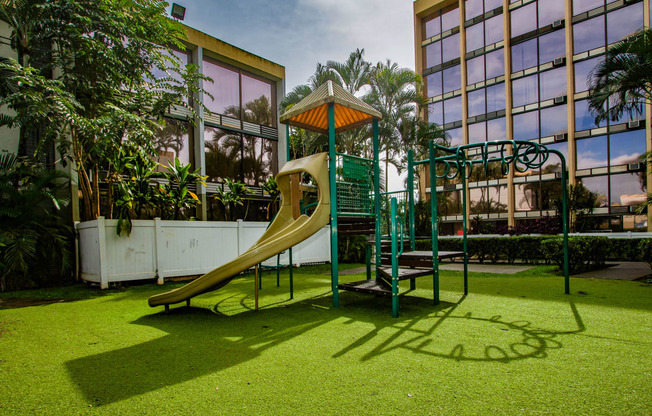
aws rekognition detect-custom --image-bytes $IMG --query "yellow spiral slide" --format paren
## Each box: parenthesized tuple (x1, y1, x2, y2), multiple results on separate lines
(148, 152, 331, 309)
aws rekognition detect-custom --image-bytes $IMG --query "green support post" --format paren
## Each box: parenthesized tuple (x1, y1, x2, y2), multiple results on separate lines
(429, 141, 439, 305)
(365, 244, 371, 280)
(551, 150, 570, 294)
(286, 124, 291, 162)
(328, 103, 339, 308)
(289, 248, 294, 299)
(408, 149, 415, 252)
(373, 119, 381, 272)
(462, 166, 468, 295)
(391, 198, 399, 318)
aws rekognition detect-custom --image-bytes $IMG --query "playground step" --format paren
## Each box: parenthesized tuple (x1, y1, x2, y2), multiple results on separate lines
(379, 239, 412, 252)
(377, 266, 433, 282)
(338, 216, 376, 236)
(381, 250, 466, 268)
(338, 278, 392, 296)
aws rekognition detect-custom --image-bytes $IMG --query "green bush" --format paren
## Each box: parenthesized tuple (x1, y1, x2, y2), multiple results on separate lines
(638, 239, 652, 269)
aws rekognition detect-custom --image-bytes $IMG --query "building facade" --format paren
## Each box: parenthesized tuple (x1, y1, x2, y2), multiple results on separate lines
(414, 0, 651, 234)
(0, 23, 286, 223)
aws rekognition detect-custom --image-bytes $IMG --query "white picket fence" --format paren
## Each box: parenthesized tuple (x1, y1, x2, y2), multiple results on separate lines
(76, 217, 331, 289)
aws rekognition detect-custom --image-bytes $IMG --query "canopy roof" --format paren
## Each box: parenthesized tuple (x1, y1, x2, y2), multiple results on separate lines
(280, 80, 382, 134)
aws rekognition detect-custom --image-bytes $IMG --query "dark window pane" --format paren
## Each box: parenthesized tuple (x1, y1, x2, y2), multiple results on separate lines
(466, 0, 484, 20)
(469, 121, 487, 143)
(442, 6, 460, 32)
(580, 176, 609, 207)
(539, 67, 567, 101)
(470, 187, 489, 214)
(607, 3, 644, 45)
(467, 55, 485, 84)
(538, 30, 565, 64)
(512, 74, 538, 107)
(485, 48, 504, 79)
(426, 72, 443, 97)
(511, 38, 537, 72)
(542, 142, 568, 171)
(489, 185, 509, 212)
(468, 89, 486, 117)
(574, 57, 602, 93)
(511, 2, 537, 38)
(445, 127, 464, 147)
(242, 135, 277, 186)
(443, 65, 461, 93)
(487, 117, 506, 141)
(444, 96, 463, 124)
(425, 42, 442, 68)
(610, 173, 646, 207)
(484, 15, 503, 45)
(466, 22, 484, 52)
(155, 118, 191, 167)
(442, 33, 461, 62)
(204, 126, 242, 182)
(573, 15, 605, 53)
(425, 14, 441, 39)
(539, 0, 565, 27)
(573, 0, 603, 16)
(203, 60, 240, 117)
(242, 74, 274, 127)
(609, 130, 646, 166)
(513, 110, 539, 140)
(577, 136, 608, 169)
(540, 104, 567, 137)
(575, 99, 605, 131)
(486, 83, 505, 113)
(485, 0, 503, 11)
(428, 101, 444, 125)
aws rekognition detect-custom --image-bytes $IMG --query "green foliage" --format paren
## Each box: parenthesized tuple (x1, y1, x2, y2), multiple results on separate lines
(261, 176, 280, 220)
(337, 235, 368, 263)
(0, 155, 72, 290)
(214, 178, 253, 221)
(156, 157, 207, 221)
(540, 237, 610, 274)
(638, 239, 652, 269)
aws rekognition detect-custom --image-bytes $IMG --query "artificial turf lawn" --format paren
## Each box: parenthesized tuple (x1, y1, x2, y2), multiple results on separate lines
(0, 264, 650, 415)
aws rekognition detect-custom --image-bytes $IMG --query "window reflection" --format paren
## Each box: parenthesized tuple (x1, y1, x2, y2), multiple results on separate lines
(443, 65, 461, 93)
(485, 0, 502, 12)
(486, 83, 505, 113)
(442, 6, 460, 32)
(428, 101, 444, 125)
(466, 22, 484, 52)
(203, 59, 240, 117)
(538, 30, 565, 65)
(241, 74, 274, 127)
(467, 55, 485, 84)
(542, 142, 567, 172)
(242, 135, 278, 186)
(540, 104, 567, 137)
(155, 118, 191, 167)
(442, 33, 461, 62)
(204, 126, 242, 183)
(539, 0, 565, 27)
(610, 173, 646, 207)
(573, 15, 605, 53)
(512, 74, 538, 107)
(487, 117, 506, 141)
(426, 72, 443, 98)
(485, 48, 504, 79)
(576, 136, 608, 169)
(438, 191, 462, 216)
(444, 96, 463, 124)
(484, 15, 503, 45)
(539, 67, 566, 101)
(469, 121, 487, 143)
(445, 127, 464, 147)
(573, 0, 603, 16)
(511, 2, 537, 38)
(606, 3, 643, 45)
(513, 110, 539, 141)
(425, 41, 442, 69)
(425, 13, 441, 39)
(466, 0, 483, 21)
(468, 89, 486, 117)
(574, 57, 602, 93)
(512, 38, 537, 72)
(575, 100, 605, 131)
(580, 176, 608, 207)
(609, 130, 646, 166)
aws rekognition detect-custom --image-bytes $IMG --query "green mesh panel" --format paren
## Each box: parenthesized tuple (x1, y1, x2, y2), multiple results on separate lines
(336, 154, 374, 216)
(380, 191, 408, 236)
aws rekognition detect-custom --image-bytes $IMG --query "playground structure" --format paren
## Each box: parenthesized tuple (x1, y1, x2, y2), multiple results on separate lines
(149, 80, 569, 317)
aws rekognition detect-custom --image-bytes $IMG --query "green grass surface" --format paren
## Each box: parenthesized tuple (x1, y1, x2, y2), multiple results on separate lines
(1, 264, 651, 415)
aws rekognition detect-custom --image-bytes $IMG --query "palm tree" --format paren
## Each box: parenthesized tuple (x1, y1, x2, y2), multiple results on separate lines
(588, 29, 652, 123)
(326, 48, 371, 95)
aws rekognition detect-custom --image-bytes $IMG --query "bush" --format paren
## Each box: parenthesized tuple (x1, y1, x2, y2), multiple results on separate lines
(639, 239, 652, 269)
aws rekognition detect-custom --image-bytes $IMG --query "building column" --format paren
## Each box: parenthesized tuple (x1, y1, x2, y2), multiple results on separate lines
(459, 0, 471, 224)
(565, 0, 577, 187)
(645, 0, 652, 232)
(277, 79, 288, 166)
(192, 46, 207, 220)
(503, 0, 515, 227)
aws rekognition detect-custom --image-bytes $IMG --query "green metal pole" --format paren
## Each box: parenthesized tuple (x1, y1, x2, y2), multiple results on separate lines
(558, 154, 570, 294)
(328, 102, 339, 307)
(366, 244, 371, 280)
(429, 142, 439, 305)
(286, 123, 291, 162)
(276, 254, 280, 287)
(373, 119, 381, 272)
(289, 248, 294, 299)
(408, 149, 415, 252)
(462, 164, 468, 295)
(391, 197, 399, 318)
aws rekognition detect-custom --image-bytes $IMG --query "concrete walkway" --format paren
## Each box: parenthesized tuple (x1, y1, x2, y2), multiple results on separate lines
(572, 262, 650, 281)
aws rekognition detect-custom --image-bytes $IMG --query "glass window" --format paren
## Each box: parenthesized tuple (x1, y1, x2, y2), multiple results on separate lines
(242, 135, 277, 186)
(426, 72, 443, 98)
(445, 127, 464, 147)
(540, 104, 567, 137)
(486, 83, 505, 113)
(425, 41, 442, 68)
(467, 55, 485, 84)
(538, 30, 565, 65)
(442, 6, 461, 32)
(610, 173, 646, 207)
(542, 142, 568, 171)
(539, 67, 566, 101)
(573, 15, 605, 54)
(487, 117, 506, 141)
(581, 176, 609, 208)
(573, 0, 603, 16)
(484, 15, 503, 45)
(428, 101, 444, 125)
(574, 57, 601, 93)
(575, 99, 605, 131)
(511, 2, 537, 38)
(443, 65, 462, 93)
(203, 59, 240, 117)
(204, 126, 242, 182)
(513, 110, 539, 140)
(488, 185, 509, 213)
(539, 0, 565, 27)
(485, 0, 503, 11)
(485, 48, 504, 79)
(155, 118, 191, 167)
(468, 88, 486, 117)
(512, 74, 538, 107)
(469, 121, 487, 143)
(607, 3, 644, 45)
(577, 136, 608, 169)
(512, 38, 537, 72)
(442, 33, 461, 62)
(242, 74, 274, 127)
(466, 22, 484, 52)
(609, 130, 646, 166)
(425, 14, 441, 39)
(444, 96, 463, 124)
(466, 0, 484, 21)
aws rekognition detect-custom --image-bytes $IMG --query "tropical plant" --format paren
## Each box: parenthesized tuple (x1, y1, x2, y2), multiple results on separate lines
(0, 153, 72, 291)
(155, 157, 207, 221)
(261, 176, 280, 220)
(214, 178, 252, 221)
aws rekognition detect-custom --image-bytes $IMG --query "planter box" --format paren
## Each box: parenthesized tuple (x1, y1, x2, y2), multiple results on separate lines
(76, 217, 331, 289)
